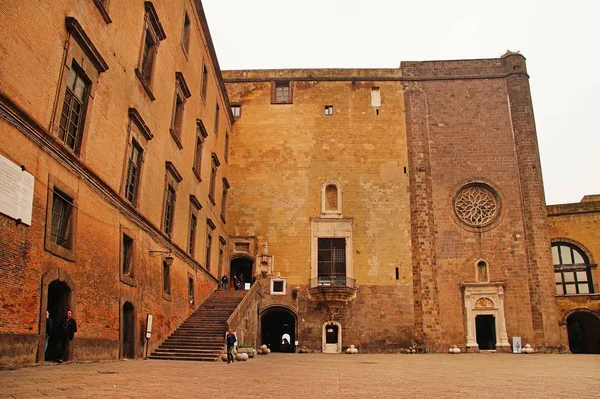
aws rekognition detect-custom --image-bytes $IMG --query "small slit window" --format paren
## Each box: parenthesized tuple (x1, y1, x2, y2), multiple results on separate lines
(324, 105, 333, 116)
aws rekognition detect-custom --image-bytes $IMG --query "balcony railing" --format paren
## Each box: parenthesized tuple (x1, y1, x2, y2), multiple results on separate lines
(309, 275, 356, 289)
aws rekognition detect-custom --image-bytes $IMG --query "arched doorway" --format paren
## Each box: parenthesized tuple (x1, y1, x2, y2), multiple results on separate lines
(45, 280, 72, 361)
(261, 307, 296, 353)
(567, 311, 600, 354)
(122, 302, 135, 359)
(230, 257, 253, 290)
(322, 321, 342, 353)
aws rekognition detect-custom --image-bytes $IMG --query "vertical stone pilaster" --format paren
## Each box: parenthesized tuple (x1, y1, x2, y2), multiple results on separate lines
(503, 53, 561, 348)
(403, 81, 442, 349)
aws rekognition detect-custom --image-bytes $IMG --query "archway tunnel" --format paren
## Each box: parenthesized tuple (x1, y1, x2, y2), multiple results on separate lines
(567, 311, 600, 354)
(261, 307, 296, 353)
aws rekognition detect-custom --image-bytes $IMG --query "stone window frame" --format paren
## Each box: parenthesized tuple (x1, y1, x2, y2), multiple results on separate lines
(44, 175, 78, 262)
(192, 119, 209, 182)
(476, 259, 489, 283)
(180, 8, 191, 59)
(271, 80, 293, 104)
(208, 153, 220, 205)
(220, 178, 229, 223)
(162, 259, 172, 301)
(218, 236, 226, 279)
(231, 104, 241, 118)
(310, 218, 354, 285)
(270, 277, 287, 295)
(93, 0, 112, 24)
(51, 17, 108, 158)
(121, 108, 153, 207)
(162, 161, 183, 237)
(224, 131, 230, 163)
(188, 273, 195, 308)
(321, 180, 343, 217)
(120, 226, 136, 287)
(322, 321, 342, 354)
(135, 1, 166, 101)
(206, 218, 216, 272)
(214, 102, 220, 136)
(188, 195, 202, 257)
(169, 72, 192, 149)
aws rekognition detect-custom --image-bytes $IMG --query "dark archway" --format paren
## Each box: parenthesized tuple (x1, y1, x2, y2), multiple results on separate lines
(567, 311, 600, 354)
(475, 315, 496, 350)
(261, 307, 296, 353)
(122, 302, 135, 359)
(45, 280, 71, 361)
(230, 257, 253, 290)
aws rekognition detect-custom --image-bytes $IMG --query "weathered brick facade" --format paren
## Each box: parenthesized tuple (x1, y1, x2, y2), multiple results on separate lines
(0, 1, 597, 367)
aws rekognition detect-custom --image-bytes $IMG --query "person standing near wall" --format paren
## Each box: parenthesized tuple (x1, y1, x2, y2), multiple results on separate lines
(221, 275, 228, 290)
(226, 329, 236, 363)
(56, 310, 77, 364)
(45, 311, 53, 353)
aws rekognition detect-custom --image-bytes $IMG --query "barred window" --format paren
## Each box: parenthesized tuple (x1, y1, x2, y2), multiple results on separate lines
(317, 238, 346, 285)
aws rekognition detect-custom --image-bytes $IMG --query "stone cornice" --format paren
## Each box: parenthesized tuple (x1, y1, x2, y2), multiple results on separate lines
(128, 108, 153, 140)
(65, 17, 109, 73)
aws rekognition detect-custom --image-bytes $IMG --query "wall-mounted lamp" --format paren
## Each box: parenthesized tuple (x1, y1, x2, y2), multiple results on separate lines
(149, 249, 174, 266)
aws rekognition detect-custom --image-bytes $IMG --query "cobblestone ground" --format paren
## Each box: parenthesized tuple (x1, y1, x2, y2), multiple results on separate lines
(1, 353, 599, 399)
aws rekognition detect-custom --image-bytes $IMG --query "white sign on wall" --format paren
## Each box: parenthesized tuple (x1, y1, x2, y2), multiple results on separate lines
(0, 154, 34, 226)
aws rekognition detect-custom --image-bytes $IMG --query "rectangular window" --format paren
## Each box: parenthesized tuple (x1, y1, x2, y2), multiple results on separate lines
(214, 103, 220, 135)
(317, 238, 346, 286)
(193, 136, 204, 179)
(141, 27, 157, 86)
(181, 11, 191, 55)
(163, 184, 176, 236)
(125, 140, 143, 204)
(273, 81, 292, 103)
(58, 62, 89, 152)
(172, 93, 185, 140)
(231, 105, 241, 118)
(122, 234, 134, 276)
(188, 213, 197, 256)
(221, 178, 229, 223)
(136, 3, 166, 99)
(324, 105, 333, 116)
(188, 277, 195, 305)
(50, 189, 73, 249)
(208, 153, 220, 204)
(224, 132, 229, 163)
(201, 64, 208, 99)
(206, 230, 212, 271)
(163, 261, 171, 295)
(170, 73, 191, 148)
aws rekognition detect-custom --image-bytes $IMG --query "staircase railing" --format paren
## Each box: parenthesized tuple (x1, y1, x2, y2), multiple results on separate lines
(226, 280, 264, 350)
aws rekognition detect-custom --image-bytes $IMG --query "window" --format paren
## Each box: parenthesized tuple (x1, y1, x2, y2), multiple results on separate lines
(188, 276, 195, 306)
(324, 105, 333, 116)
(552, 243, 594, 295)
(371, 86, 381, 107)
(193, 119, 208, 180)
(162, 260, 171, 295)
(181, 11, 191, 56)
(218, 236, 226, 278)
(163, 162, 183, 236)
(170, 72, 192, 148)
(59, 62, 89, 152)
(272, 81, 292, 104)
(50, 189, 73, 249)
(206, 219, 216, 271)
(45, 177, 78, 261)
(188, 195, 201, 257)
(55, 18, 108, 154)
(221, 178, 229, 223)
(125, 140, 143, 203)
(476, 260, 489, 282)
(201, 63, 208, 99)
(231, 105, 241, 118)
(93, 0, 112, 24)
(224, 132, 230, 163)
(317, 238, 346, 286)
(214, 103, 220, 135)
(208, 153, 220, 204)
(135, 2, 166, 100)
(321, 181, 342, 216)
(122, 234, 134, 276)
(270, 278, 287, 295)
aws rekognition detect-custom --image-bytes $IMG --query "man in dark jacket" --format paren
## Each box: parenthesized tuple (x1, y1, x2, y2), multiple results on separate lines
(56, 310, 77, 364)
(226, 329, 236, 363)
(45, 311, 53, 353)
(221, 275, 228, 290)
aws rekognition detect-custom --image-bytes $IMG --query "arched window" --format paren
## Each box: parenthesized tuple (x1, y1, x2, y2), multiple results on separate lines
(321, 181, 342, 216)
(476, 260, 489, 282)
(552, 243, 594, 295)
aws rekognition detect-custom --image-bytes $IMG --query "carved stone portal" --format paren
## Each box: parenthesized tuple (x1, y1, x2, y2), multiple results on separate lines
(462, 282, 510, 351)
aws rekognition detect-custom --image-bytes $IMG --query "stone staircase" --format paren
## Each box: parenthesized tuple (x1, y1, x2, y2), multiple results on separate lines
(149, 289, 247, 361)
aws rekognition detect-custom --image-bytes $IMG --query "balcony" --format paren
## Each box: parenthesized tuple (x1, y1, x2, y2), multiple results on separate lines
(308, 275, 357, 315)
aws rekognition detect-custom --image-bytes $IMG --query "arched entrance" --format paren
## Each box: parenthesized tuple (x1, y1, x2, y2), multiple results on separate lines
(261, 307, 296, 353)
(230, 257, 253, 289)
(322, 321, 342, 353)
(45, 280, 72, 361)
(122, 302, 135, 359)
(567, 311, 600, 354)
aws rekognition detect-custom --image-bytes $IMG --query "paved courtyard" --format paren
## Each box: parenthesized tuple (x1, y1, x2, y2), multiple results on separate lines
(1, 353, 598, 399)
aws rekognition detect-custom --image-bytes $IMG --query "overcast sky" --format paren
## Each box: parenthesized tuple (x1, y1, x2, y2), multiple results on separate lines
(202, 0, 599, 205)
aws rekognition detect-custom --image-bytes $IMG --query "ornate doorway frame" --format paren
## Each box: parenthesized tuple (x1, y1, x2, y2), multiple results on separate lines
(322, 321, 342, 353)
(462, 282, 510, 351)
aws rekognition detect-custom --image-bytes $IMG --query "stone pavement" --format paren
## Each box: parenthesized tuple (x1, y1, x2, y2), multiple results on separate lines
(1, 353, 598, 399)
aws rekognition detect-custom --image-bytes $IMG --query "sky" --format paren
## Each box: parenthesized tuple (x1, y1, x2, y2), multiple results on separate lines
(202, 0, 599, 205)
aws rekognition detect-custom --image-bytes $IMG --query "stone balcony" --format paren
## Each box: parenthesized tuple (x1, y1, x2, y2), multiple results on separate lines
(308, 276, 357, 316)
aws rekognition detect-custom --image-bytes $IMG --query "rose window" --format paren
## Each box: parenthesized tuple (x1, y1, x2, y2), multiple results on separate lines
(454, 185, 499, 227)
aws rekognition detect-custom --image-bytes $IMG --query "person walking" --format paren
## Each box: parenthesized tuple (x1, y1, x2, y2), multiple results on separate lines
(226, 329, 236, 363)
(56, 310, 77, 364)
(45, 311, 53, 353)
(233, 275, 241, 290)
(221, 275, 228, 290)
